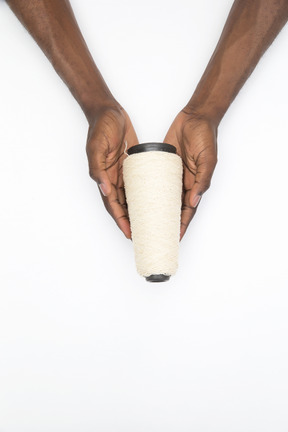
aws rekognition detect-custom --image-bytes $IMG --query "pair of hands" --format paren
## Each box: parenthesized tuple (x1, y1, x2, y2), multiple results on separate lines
(86, 103, 218, 240)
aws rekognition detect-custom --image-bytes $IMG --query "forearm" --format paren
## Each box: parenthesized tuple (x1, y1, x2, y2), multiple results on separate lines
(186, 0, 288, 126)
(6, 0, 118, 123)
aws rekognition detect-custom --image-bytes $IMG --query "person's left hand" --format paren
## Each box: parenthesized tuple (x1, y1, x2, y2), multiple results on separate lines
(164, 107, 218, 240)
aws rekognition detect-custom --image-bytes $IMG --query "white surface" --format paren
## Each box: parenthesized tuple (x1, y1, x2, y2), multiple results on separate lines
(0, 0, 288, 431)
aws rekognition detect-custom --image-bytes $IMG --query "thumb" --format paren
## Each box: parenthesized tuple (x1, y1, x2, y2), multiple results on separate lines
(88, 150, 112, 197)
(189, 155, 217, 208)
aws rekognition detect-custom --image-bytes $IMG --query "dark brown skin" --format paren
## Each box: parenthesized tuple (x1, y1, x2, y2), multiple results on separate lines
(164, 0, 288, 239)
(5, 0, 288, 241)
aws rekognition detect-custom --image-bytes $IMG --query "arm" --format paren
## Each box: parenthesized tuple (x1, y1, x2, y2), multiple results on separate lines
(164, 0, 288, 239)
(6, 0, 138, 238)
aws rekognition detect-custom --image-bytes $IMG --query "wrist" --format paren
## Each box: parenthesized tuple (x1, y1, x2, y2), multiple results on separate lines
(85, 99, 124, 128)
(183, 96, 227, 129)
(80, 90, 121, 125)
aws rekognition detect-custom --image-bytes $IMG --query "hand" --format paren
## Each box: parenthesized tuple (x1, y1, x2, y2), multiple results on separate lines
(164, 107, 218, 240)
(86, 104, 138, 239)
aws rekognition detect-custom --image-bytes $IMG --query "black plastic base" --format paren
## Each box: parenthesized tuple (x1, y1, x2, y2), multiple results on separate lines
(146, 274, 170, 283)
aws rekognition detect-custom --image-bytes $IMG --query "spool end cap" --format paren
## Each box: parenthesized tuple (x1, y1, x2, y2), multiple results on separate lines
(146, 274, 170, 283)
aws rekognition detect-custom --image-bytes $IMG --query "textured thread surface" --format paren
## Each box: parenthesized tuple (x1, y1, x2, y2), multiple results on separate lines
(123, 151, 183, 277)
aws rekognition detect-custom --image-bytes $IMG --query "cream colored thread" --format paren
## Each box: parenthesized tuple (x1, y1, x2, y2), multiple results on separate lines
(123, 151, 183, 277)
(124, 140, 128, 156)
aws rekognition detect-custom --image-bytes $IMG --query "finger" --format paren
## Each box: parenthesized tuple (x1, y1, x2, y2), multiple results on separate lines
(116, 162, 126, 207)
(102, 184, 131, 239)
(189, 154, 217, 208)
(87, 144, 112, 197)
(117, 185, 127, 208)
(117, 170, 131, 239)
(113, 157, 128, 212)
(180, 189, 197, 240)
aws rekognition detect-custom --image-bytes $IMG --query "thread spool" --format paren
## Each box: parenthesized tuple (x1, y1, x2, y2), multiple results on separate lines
(123, 142, 183, 282)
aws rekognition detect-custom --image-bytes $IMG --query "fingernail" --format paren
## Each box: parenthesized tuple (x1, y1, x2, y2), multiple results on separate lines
(192, 194, 201, 208)
(98, 183, 107, 196)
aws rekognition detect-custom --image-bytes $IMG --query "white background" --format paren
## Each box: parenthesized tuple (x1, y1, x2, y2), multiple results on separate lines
(0, 0, 288, 431)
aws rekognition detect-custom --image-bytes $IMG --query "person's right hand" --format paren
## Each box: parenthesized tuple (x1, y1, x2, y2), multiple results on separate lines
(86, 104, 138, 239)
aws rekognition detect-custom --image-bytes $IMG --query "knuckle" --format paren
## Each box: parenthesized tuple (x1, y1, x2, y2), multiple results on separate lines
(203, 181, 211, 192)
(207, 154, 217, 168)
(88, 167, 99, 182)
(201, 177, 212, 192)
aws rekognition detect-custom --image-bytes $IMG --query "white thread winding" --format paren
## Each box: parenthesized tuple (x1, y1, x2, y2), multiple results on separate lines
(123, 151, 183, 277)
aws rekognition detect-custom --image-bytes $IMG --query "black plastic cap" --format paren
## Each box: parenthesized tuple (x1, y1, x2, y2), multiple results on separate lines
(127, 142, 176, 155)
(146, 274, 171, 283)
